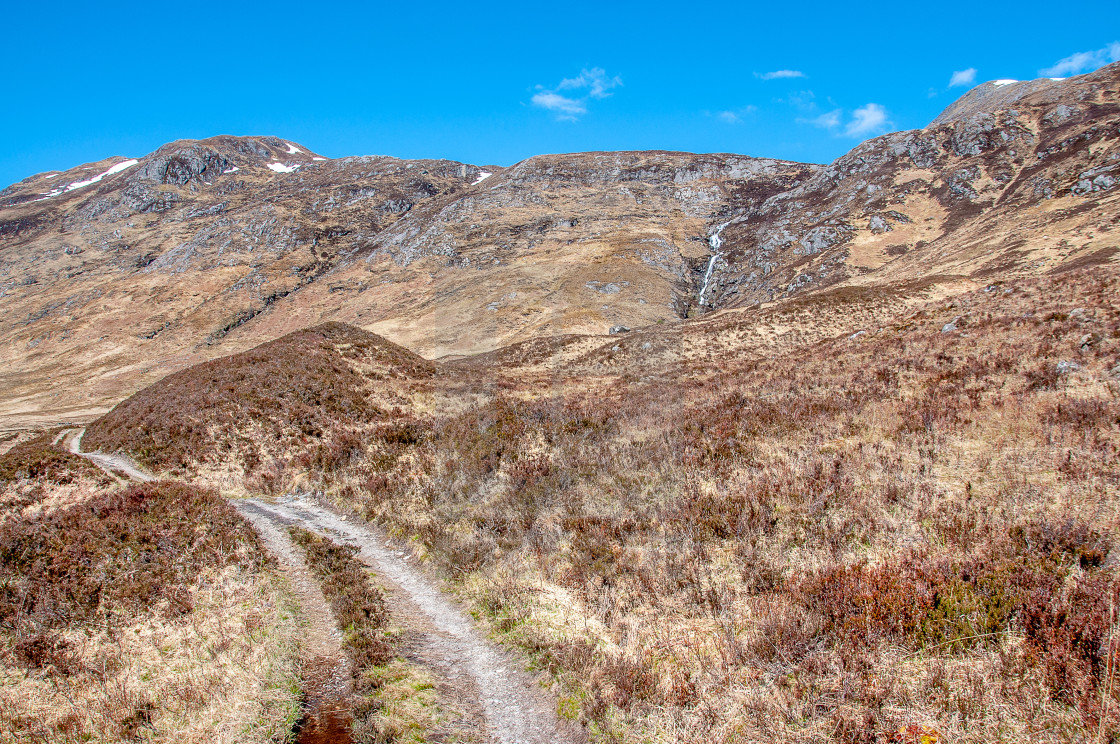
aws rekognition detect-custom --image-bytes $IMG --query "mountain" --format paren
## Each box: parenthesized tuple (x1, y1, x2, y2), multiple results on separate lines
(1, 64, 1119, 429)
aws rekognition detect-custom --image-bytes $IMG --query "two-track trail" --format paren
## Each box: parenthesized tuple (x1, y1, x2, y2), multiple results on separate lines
(65, 429, 581, 743)
(236, 494, 586, 744)
(64, 427, 153, 482)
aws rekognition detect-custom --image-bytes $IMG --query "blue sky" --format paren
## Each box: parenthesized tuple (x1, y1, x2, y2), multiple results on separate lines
(2, 0, 1118, 188)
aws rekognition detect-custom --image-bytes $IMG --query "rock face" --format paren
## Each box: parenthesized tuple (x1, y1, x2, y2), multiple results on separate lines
(689, 63, 1120, 309)
(1, 64, 1119, 425)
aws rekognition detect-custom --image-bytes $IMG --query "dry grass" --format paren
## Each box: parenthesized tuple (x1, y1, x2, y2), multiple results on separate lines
(87, 265, 1120, 743)
(84, 323, 435, 479)
(289, 527, 440, 743)
(0, 474, 302, 743)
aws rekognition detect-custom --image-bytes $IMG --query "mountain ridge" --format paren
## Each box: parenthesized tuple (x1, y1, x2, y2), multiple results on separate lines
(1, 64, 1118, 429)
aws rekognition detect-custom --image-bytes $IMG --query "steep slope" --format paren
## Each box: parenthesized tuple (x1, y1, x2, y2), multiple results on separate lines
(0, 136, 484, 426)
(697, 63, 1120, 308)
(266, 151, 813, 358)
(3, 65, 1120, 428)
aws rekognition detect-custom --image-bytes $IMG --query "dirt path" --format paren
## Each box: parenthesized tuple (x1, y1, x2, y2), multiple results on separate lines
(236, 506, 353, 743)
(63, 430, 580, 742)
(65, 428, 154, 482)
(237, 494, 586, 744)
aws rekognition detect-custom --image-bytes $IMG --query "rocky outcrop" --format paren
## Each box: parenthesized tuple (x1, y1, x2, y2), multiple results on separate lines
(1, 64, 1118, 421)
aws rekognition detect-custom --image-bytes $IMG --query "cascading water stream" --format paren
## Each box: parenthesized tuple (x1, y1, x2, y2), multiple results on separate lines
(698, 220, 733, 307)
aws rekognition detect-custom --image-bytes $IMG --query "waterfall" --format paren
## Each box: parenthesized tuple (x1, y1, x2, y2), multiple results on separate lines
(698, 220, 733, 307)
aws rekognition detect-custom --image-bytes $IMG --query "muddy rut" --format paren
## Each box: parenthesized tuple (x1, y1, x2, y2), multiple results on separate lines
(237, 494, 586, 744)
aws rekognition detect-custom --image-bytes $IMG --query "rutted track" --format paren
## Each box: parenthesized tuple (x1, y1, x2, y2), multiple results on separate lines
(237, 494, 586, 744)
(65, 427, 153, 481)
(64, 430, 581, 742)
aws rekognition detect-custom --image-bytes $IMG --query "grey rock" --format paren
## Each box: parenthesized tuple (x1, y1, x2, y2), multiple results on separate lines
(868, 215, 891, 234)
(1056, 360, 1081, 375)
(609, 325, 631, 335)
(587, 281, 623, 294)
(1042, 104, 1080, 126)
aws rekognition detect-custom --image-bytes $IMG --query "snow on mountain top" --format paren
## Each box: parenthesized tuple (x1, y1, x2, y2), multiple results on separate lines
(267, 162, 300, 173)
(472, 171, 492, 185)
(64, 159, 139, 192)
(285, 143, 302, 155)
(992, 79, 1018, 87)
(34, 159, 139, 200)
(312, 157, 327, 161)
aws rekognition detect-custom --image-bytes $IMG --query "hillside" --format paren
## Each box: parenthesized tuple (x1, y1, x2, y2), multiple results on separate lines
(2, 65, 1119, 429)
(3, 56, 1120, 744)
(83, 322, 440, 480)
(79, 258, 1120, 742)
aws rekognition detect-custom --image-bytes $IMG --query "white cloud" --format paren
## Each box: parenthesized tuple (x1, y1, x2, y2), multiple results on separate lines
(756, 70, 806, 80)
(803, 109, 841, 129)
(532, 67, 621, 120)
(845, 103, 891, 137)
(557, 67, 622, 99)
(949, 68, 977, 87)
(1041, 41, 1120, 77)
(712, 105, 757, 124)
(531, 91, 586, 119)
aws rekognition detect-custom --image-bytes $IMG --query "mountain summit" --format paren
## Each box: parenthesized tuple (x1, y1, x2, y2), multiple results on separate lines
(1, 64, 1118, 427)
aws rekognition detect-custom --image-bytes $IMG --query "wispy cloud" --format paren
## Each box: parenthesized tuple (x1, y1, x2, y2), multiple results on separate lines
(755, 70, 806, 80)
(710, 105, 758, 124)
(530, 92, 586, 119)
(557, 67, 622, 99)
(949, 68, 977, 87)
(532, 67, 622, 121)
(785, 90, 818, 112)
(845, 103, 890, 137)
(799, 109, 841, 129)
(1041, 41, 1120, 77)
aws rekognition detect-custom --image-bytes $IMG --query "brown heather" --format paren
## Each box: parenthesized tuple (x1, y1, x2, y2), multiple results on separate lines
(0, 453, 302, 742)
(86, 264, 1120, 743)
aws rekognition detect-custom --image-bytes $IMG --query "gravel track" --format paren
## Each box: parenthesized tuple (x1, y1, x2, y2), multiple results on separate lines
(65, 430, 579, 743)
(66, 428, 154, 482)
(237, 494, 586, 744)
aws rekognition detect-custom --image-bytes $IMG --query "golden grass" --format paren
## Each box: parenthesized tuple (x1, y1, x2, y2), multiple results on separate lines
(0, 567, 301, 744)
(83, 264, 1120, 743)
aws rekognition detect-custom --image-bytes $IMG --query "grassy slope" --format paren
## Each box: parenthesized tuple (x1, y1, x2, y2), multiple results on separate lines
(84, 322, 436, 484)
(86, 266, 1120, 743)
(0, 447, 302, 743)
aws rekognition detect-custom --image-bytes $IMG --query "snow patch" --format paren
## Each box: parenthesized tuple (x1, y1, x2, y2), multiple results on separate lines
(222, 166, 240, 174)
(285, 143, 303, 154)
(312, 156, 327, 161)
(1048, 77, 1067, 82)
(992, 79, 1018, 87)
(267, 162, 300, 173)
(65, 159, 139, 191)
(34, 159, 138, 199)
(44, 174, 58, 179)
(472, 171, 492, 185)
